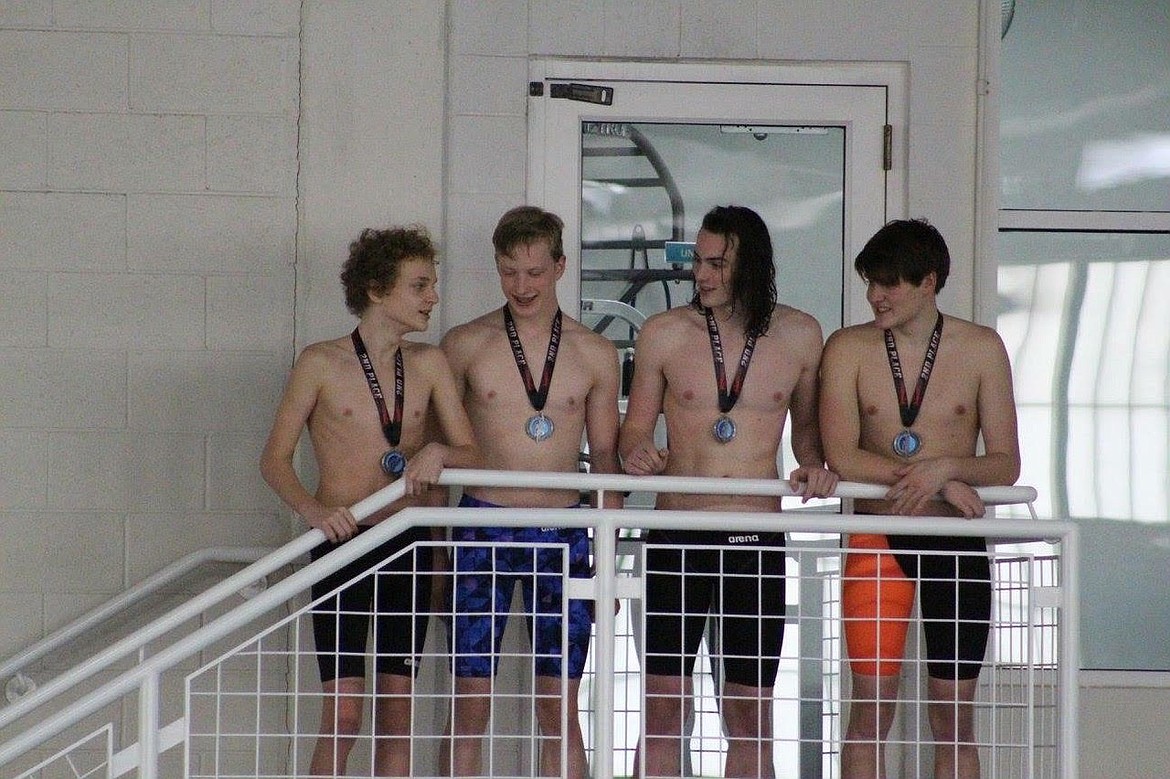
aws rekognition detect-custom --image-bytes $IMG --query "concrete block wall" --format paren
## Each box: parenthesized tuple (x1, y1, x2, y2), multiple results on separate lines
(0, 1, 300, 666)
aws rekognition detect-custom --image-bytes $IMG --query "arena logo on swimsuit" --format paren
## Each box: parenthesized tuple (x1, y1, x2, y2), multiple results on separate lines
(728, 534, 760, 544)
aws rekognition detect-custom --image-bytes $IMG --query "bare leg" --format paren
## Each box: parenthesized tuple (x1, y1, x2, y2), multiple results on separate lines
(310, 676, 365, 776)
(439, 676, 492, 777)
(840, 672, 901, 779)
(371, 672, 415, 776)
(534, 675, 588, 779)
(637, 673, 691, 778)
(927, 677, 980, 779)
(720, 681, 774, 779)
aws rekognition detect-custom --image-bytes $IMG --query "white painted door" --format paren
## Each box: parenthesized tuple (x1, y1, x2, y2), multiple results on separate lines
(528, 61, 902, 336)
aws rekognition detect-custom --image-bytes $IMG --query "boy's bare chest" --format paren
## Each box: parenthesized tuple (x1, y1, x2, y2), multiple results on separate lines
(663, 340, 799, 413)
(466, 347, 590, 414)
(857, 352, 978, 428)
(317, 358, 430, 432)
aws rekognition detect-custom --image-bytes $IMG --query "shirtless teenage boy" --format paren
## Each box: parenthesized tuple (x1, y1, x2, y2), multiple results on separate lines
(620, 205, 837, 779)
(439, 206, 622, 779)
(261, 226, 479, 776)
(819, 219, 1020, 779)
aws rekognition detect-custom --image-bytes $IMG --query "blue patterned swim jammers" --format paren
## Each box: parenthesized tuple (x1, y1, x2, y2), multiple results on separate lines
(450, 494, 593, 679)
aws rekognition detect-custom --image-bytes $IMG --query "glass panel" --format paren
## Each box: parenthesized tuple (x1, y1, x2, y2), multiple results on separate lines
(997, 229, 1170, 670)
(1000, 0, 1170, 210)
(579, 122, 845, 348)
(580, 121, 845, 491)
(998, 229, 1170, 521)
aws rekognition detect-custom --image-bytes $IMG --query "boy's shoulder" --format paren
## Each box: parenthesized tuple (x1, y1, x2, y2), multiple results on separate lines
(940, 315, 1009, 366)
(640, 304, 701, 339)
(442, 308, 502, 343)
(297, 334, 352, 366)
(824, 321, 880, 349)
(560, 311, 618, 356)
(941, 313, 999, 341)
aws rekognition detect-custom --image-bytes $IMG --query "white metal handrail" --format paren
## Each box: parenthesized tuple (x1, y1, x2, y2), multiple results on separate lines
(0, 468, 442, 733)
(0, 469, 1069, 778)
(0, 546, 273, 704)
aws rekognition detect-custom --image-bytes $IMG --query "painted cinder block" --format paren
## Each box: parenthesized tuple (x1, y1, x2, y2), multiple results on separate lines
(207, 116, 298, 194)
(0, 349, 127, 429)
(130, 34, 297, 115)
(53, 0, 209, 31)
(0, 273, 48, 348)
(127, 350, 286, 433)
(0, 31, 128, 111)
(0, 111, 48, 188)
(47, 272, 206, 350)
(48, 114, 205, 192)
(0, 192, 126, 272)
(127, 194, 295, 274)
(46, 431, 206, 511)
(206, 274, 295, 352)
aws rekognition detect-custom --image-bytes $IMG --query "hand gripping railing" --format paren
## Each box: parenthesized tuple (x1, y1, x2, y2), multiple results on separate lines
(0, 470, 1071, 779)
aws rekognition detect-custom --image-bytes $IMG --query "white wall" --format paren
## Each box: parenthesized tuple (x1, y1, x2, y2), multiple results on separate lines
(0, 0, 301, 658)
(1, 0, 1166, 775)
(0, 2, 446, 763)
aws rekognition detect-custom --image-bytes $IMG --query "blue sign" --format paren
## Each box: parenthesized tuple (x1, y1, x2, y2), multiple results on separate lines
(664, 241, 694, 265)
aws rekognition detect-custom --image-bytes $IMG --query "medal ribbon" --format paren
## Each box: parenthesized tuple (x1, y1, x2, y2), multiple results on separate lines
(704, 307, 757, 414)
(503, 306, 562, 413)
(883, 312, 944, 428)
(351, 328, 404, 448)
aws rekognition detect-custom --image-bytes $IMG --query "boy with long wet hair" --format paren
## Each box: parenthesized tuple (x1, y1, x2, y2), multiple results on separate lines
(622, 204, 837, 778)
(690, 205, 779, 337)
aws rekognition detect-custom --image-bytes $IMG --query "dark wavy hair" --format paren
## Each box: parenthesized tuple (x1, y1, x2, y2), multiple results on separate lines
(341, 225, 436, 316)
(854, 218, 950, 293)
(691, 205, 777, 337)
(492, 205, 565, 260)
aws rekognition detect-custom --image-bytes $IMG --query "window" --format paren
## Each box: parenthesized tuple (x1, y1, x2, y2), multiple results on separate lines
(997, 0, 1170, 670)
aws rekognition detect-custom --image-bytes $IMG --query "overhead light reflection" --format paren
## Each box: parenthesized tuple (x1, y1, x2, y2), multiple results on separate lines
(1078, 133, 1170, 190)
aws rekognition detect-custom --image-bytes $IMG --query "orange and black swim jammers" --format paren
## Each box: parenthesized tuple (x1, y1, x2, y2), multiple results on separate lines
(842, 530, 992, 681)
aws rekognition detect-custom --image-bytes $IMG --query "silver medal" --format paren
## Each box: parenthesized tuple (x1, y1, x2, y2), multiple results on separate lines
(526, 413, 554, 442)
(712, 415, 737, 444)
(381, 449, 407, 476)
(892, 429, 921, 458)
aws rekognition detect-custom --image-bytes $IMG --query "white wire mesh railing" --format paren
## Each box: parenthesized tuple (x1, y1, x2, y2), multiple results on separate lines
(0, 470, 1075, 779)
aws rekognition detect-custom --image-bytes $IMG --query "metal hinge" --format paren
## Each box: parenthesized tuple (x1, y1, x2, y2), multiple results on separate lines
(883, 124, 893, 171)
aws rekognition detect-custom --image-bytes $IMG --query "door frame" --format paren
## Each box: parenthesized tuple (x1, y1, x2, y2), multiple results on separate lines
(527, 59, 908, 327)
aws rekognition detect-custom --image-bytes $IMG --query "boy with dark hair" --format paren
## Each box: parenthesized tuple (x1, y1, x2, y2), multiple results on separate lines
(261, 225, 479, 776)
(620, 204, 837, 778)
(820, 218, 1020, 779)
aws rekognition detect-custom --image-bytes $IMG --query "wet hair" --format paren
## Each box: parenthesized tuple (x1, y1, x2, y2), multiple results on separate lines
(690, 205, 777, 337)
(492, 206, 565, 261)
(854, 218, 950, 293)
(340, 226, 436, 316)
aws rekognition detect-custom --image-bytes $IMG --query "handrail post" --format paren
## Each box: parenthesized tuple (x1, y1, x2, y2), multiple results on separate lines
(591, 492, 617, 779)
(138, 671, 160, 779)
(1058, 527, 1080, 779)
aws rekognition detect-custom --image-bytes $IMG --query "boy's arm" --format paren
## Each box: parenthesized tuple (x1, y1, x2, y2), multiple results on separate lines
(259, 349, 358, 542)
(583, 339, 623, 509)
(429, 349, 481, 468)
(402, 349, 482, 494)
(617, 318, 670, 476)
(819, 330, 902, 485)
(888, 330, 1020, 512)
(785, 316, 838, 499)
